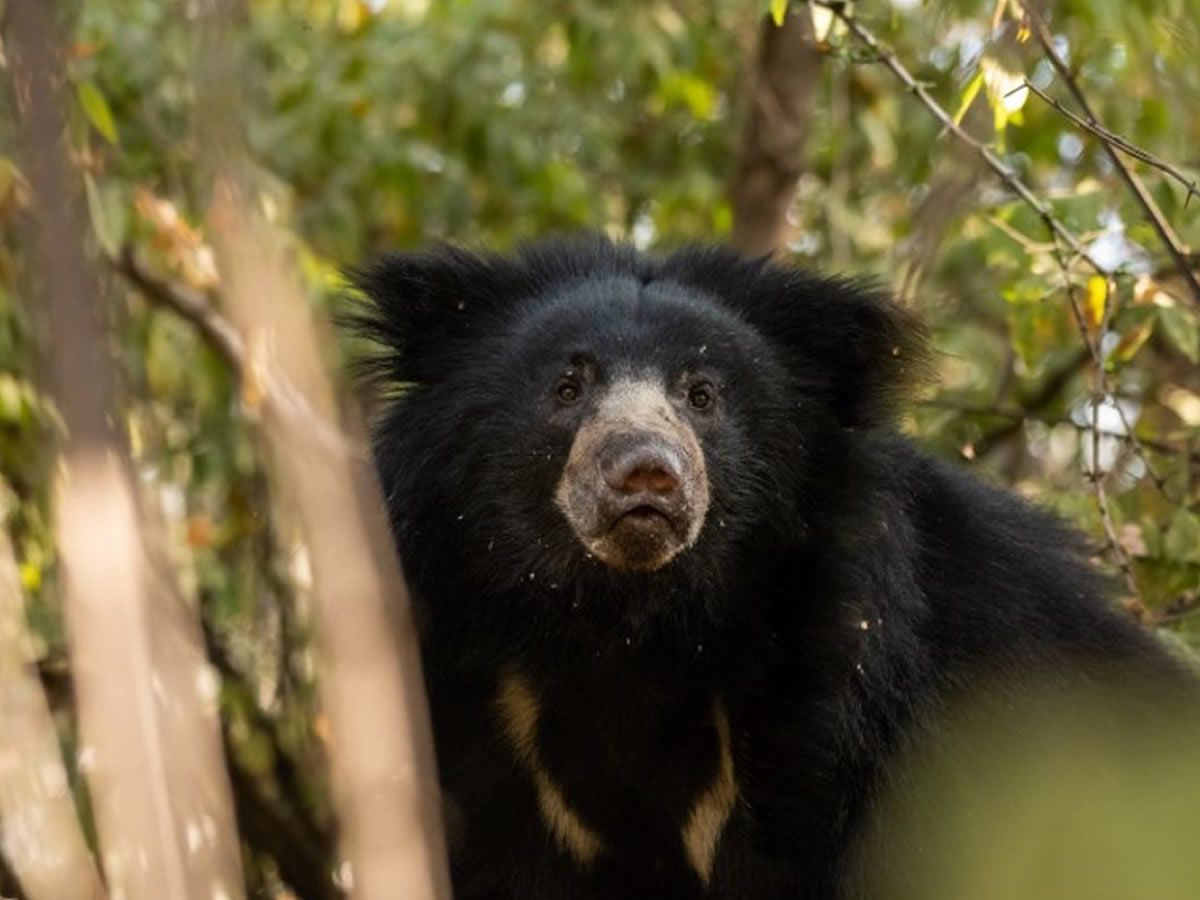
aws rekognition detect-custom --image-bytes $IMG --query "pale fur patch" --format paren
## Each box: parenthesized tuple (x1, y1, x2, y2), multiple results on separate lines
(494, 671, 605, 866)
(681, 699, 738, 885)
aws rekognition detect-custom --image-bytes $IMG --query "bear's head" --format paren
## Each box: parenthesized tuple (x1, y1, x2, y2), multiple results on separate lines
(349, 236, 925, 633)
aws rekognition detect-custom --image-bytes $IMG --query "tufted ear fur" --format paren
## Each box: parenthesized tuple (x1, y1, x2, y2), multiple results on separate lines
(659, 247, 931, 429)
(344, 244, 527, 386)
(347, 237, 929, 426)
(344, 235, 643, 387)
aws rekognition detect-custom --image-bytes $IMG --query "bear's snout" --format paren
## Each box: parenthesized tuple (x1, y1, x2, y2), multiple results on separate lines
(554, 379, 710, 572)
(594, 431, 688, 540)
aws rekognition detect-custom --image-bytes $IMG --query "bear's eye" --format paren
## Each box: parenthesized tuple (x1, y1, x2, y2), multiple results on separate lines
(556, 377, 583, 404)
(687, 382, 716, 411)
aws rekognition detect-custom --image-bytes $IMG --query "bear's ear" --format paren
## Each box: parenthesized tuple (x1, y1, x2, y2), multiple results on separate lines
(344, 244, 526, 386)
(662, 248, 931, 428)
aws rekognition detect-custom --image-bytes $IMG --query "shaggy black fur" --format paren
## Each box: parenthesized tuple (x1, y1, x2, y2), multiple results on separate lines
(349, 235, 1187, 900)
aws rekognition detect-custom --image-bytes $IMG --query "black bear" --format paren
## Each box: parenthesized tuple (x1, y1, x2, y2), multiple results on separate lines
(350, 236, 1187, 899)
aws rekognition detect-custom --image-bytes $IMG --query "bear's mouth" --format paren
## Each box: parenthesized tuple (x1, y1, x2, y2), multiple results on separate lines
(609, 502, 679, 535)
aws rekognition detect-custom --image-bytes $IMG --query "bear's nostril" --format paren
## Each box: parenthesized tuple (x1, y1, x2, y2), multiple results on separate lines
(598, 435, 685, 500)
(617, 464, 679, 496)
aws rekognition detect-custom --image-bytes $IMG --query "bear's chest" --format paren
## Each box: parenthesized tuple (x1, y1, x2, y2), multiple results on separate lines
(440, 667, 742, 897)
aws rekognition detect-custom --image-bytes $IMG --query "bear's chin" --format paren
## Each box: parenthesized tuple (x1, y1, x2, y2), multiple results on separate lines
(582, 512, 686, 572)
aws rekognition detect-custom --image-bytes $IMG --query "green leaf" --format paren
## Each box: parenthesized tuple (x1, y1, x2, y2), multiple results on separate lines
(769, 0, 788, 26)
(1163, 510, 1200, 564)
(84, 174, 127, 257)
(952, 69, 985, 127)
(77, 80, 119, 146)
(1159, 306, 1200, 363)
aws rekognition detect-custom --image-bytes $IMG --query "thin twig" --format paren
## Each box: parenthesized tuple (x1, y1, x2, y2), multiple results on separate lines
(818, 2, 1197, 600)
(985, 214, 1057, 254)
(921, 398, 1199, 461)
(1014, 0, 1200, 307)
(814, 0, 1107, 277)
(116, 247, 246, 363)
(979, 217, 1175, 498)
(1111, 397, 1170, 495)
(114, 248, 365, 461)
(1087, 267, 1139, 597)
(1016, 80, 1200, 207)
(1148, 592, 1200, 626)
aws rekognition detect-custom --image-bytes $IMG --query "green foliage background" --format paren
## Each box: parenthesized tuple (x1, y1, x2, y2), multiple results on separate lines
(1, 0, 1199, 894)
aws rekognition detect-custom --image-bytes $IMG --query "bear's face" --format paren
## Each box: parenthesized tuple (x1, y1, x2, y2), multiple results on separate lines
(352, 238, 925, 615)
(493, 275, 789, 573)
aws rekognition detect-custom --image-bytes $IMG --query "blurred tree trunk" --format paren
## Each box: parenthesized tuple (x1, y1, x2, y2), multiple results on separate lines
(192, 6, 452, 898)
(6, 3, 245, 897)
(729, 10, 824, 257)
(1, 507, 105, 900)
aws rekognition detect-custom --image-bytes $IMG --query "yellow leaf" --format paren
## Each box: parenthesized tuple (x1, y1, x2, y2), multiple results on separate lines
(19, 562, 41, 592)
(770, 0, 788, 26)
(1114, 317, 1155, 363)
(1086, 276, 1108, 328)
(952, 70, 985, 127)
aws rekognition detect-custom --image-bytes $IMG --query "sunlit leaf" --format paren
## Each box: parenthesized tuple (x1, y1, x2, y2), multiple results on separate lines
(1113, 315, 1156, 363)
(83, 174, 127, 258)
(1086, 276, 1108, 328)
(77, 80, 119, 146)
(952, 69, 985, 127)
(810, 4, 835, 42)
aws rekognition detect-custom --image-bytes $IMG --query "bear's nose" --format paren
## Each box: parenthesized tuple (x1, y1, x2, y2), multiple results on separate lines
(600, 436, 682, 497)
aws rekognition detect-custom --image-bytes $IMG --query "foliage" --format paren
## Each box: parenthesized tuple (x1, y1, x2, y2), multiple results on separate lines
(2, 0, 1199, 894)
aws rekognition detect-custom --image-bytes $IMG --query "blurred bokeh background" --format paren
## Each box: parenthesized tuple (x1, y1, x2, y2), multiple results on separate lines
(2, 1, 1199, 898)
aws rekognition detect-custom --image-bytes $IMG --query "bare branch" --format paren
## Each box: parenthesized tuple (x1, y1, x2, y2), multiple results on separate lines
(202, 177, 450, 900)
(115, 248, 364, 462)
(813, 1, 1189, 600)
(813, 1, 1107, 276)
(1014, 0, 1200, 307)
(921, 398, 1200, 462)
(1017, 80, 1200, 207)
(115, 247, 246, 368)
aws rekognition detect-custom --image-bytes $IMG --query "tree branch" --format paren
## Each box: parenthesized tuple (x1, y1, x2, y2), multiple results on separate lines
(192, 5, 451, 896)
(116, 247, 246, 367)
(814, 0, 1106, 276)
(1017, 80, 1200, 208)
(1013, 0, 1200, 307)
(114, 248, 363, 461)
(923, 398, 1200, 462)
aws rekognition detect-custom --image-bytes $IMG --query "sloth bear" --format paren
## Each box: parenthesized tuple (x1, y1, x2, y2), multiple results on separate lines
(351, 236, 1186, 899)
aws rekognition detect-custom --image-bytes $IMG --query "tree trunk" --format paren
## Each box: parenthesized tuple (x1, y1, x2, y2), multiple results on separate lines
(729, 10, 824, 257)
